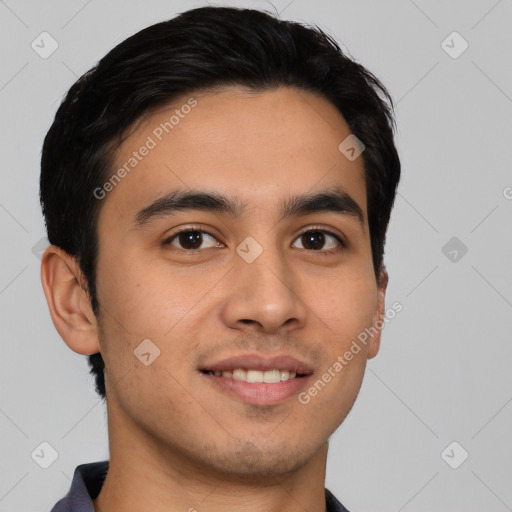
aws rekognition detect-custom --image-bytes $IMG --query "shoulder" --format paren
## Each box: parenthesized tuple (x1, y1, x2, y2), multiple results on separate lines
(325, 488, 351, 512)
(50, 461, 109, 512)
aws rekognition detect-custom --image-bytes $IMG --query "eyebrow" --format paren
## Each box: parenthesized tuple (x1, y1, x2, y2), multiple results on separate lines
(282, 187, 364, 225)
(132, 186, 364, 227)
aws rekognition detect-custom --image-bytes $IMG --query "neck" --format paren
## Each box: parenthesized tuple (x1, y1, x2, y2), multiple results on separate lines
(93, 402, 329, 512)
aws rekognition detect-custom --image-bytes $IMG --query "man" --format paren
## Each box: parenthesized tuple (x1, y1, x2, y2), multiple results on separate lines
(40, 6, 400, 512)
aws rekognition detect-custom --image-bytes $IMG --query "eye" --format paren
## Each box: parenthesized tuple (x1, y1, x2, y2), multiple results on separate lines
(292, 229, 343, 251)
(164, 229, 222, 250)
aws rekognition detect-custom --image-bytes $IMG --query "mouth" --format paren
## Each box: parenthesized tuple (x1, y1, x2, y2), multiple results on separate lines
(199, 354, 314, 405)
(201, 368, 307, 383)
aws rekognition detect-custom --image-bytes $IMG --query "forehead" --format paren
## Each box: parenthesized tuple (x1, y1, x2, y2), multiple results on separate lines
(98, 86, 367, 226)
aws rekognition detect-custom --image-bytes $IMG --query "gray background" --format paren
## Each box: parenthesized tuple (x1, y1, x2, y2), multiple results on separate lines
(1, 0, 511, 511)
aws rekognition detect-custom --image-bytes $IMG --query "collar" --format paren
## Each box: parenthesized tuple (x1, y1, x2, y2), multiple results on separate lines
(51, 461, 350, 512)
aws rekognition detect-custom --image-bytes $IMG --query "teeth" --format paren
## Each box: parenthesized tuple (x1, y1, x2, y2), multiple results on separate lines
(232, 369, 246, 381)
(208, 368, 299, 383)
(263, 369, 281, 383)
(246, 370, 263, 383)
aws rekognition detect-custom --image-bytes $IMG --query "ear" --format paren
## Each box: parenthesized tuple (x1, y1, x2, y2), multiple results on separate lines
(367, 266, 389, 360)
(41, 245, 100, 355)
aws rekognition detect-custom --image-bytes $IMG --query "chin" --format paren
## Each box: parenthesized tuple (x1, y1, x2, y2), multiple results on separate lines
(204, 438, 316, 481)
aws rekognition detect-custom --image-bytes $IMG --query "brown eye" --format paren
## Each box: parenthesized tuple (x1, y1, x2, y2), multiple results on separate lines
(292, 230, 342, 251)
(166, 230, 219, 250)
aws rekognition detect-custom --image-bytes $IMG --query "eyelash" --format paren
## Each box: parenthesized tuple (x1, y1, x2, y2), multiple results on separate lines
(163, 225, 345, 253)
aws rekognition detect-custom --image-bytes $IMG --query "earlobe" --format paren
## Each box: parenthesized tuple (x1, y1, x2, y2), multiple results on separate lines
(41, 245, 100, 355)
(367, 266, 389, 359)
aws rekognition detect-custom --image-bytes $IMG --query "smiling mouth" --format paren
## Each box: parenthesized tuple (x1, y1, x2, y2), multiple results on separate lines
(201, 368, 308, 383)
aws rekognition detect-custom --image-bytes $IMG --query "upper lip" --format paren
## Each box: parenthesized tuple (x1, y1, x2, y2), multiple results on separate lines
(200, 354, 314, 375)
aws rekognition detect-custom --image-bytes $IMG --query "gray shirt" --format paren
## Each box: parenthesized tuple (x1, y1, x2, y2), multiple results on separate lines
(50, 461, 350, 512)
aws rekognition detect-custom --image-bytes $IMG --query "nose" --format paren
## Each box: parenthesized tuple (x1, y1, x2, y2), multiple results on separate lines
(219, 244, 307, 334)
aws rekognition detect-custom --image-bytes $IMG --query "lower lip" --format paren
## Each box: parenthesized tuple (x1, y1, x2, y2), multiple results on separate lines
(201, 373, 312, 405)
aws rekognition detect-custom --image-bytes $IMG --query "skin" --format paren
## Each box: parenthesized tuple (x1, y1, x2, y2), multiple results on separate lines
(41, 86, 388, 512)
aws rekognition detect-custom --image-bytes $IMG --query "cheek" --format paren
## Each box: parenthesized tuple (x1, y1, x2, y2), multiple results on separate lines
(309, 268, 378, 340)
(108, 359, 213, 449)
(95, 251, 230, 361)
(96, 251, 185, 334)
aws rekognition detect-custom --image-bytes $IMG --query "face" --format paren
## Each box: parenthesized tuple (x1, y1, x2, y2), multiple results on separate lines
(94, 86, 387, 479)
